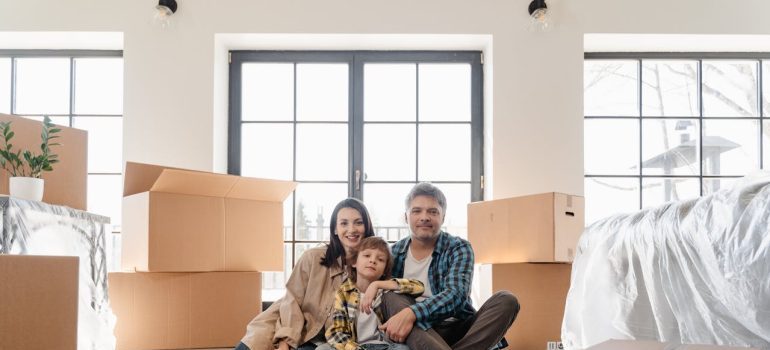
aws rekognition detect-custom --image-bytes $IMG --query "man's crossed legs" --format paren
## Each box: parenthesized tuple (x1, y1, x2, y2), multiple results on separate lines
(379, 291, 520, 350)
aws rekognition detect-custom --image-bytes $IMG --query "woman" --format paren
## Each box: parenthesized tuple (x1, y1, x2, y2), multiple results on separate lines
(236, 198, 376, 350)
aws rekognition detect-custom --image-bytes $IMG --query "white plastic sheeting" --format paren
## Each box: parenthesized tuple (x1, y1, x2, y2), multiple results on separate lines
(562, 174, 770, 350)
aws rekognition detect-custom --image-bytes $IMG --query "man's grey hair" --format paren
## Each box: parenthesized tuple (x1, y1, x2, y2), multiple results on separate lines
(405, 182, 447, 214)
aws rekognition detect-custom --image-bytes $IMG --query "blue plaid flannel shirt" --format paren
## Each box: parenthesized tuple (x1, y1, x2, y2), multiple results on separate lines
(391, 231, 508, 350)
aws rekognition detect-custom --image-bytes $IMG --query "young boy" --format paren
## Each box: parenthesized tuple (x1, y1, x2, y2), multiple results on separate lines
(321, 237, 423, 350)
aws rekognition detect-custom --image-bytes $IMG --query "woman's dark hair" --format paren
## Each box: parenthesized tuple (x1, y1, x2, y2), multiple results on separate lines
(320, 197, 376, 269)
(349, 236, 393, 282)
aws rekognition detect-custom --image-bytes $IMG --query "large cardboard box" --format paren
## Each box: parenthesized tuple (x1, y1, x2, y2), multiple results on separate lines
(479, 262, 571, 350)
(586, 339, 759, 350)
(0, 114, 87, 210)
(0, 255, 79, 350)
(469, 192, 584, 263)
(121, 162, 296, 272)
(109, 271, 261, 350)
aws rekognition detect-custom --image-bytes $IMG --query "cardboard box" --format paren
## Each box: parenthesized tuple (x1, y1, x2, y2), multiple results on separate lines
(0, 114, 87, 210)
(121, 162, 296, 272)
(0, 255, 79, 350)
(468, 192, 584, 263)
(109, 271, 261, 350)
(479, 263, 571, 350)
(586, 339, 759, 350)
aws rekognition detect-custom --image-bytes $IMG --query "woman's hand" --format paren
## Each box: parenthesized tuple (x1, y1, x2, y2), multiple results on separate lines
(360, 281, 380, 314)
(276, 340, 290, 350)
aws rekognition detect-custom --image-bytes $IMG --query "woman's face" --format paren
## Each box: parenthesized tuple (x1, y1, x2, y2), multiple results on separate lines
(335, 207, 366, 253)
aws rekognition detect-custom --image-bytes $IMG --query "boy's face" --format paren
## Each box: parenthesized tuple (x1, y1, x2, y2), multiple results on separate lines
(353, 248, 388, 282)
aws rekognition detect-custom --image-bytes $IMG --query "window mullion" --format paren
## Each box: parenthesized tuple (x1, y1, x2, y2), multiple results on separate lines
(351, 54, 364, 200)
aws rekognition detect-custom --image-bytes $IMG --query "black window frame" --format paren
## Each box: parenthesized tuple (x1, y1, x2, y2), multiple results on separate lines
(228, 50, 484, 264)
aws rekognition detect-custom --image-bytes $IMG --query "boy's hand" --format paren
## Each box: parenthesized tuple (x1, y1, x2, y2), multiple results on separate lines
(360, 281, 379, 314)
(276, 340, 290, 350)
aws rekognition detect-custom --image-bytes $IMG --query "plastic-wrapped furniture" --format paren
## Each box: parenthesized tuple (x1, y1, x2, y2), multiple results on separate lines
(562, 175, 770, 349)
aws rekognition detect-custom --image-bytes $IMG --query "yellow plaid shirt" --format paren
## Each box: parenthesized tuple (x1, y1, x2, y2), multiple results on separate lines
(325, 277, 424, 350)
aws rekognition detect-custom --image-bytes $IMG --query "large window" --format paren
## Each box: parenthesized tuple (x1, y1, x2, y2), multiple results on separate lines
(584, 53, 769, 225)
(229, 51, 483, 300)
(0, 51, 124, 269)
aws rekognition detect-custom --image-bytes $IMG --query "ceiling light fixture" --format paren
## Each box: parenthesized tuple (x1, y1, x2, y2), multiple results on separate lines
(154, 0, 178, 29)
(528, 0, 551, 32)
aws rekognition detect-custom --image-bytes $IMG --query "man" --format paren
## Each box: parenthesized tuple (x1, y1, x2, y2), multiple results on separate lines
(378, 182, 520, 349)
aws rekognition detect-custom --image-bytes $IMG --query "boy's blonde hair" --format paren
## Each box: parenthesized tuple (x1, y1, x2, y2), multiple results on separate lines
(350, 236, 393, 281)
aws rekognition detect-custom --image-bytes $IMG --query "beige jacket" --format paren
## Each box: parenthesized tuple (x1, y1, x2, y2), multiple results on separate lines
(240, 245, 345, 350)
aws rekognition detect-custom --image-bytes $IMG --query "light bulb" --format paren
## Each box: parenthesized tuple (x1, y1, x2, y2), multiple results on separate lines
(153, 5, 174, 29)
(152, 0, 177, 30)
(528, 7, 551, 32)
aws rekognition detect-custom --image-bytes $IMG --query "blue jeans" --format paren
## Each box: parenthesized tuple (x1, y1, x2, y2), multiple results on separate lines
(235, 342, 318, 350)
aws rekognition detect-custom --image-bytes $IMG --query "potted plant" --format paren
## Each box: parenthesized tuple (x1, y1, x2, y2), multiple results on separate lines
(0, 116, 61, 201)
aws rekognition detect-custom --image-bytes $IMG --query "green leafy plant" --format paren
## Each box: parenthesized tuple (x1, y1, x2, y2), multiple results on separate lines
(0, 116, 61, 178)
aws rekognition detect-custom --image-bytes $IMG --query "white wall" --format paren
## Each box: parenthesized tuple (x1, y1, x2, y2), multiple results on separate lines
(1, 0, 769, 199)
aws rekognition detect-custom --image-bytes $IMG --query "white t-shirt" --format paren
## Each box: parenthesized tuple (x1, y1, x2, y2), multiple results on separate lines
(403, 246, 434, 302)
(356, 308, 386, 345)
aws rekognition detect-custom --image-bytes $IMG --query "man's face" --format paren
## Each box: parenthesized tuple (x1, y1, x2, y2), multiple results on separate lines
(406, 195, 445, 243)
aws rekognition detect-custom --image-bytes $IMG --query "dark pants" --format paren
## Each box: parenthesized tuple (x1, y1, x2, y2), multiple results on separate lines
(235, 342, 318, 350)
(379, 291, 520, 350)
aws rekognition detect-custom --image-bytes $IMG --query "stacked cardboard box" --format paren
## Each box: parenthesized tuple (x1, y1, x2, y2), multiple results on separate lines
(469, 192, 584, 350)
(109, 162, 296, 350)
(0, 255, 79, 350)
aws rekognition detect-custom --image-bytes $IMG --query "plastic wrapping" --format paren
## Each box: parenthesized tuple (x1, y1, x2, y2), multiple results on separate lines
(562, 175, 770, 350)
(0, 196, 116, 350)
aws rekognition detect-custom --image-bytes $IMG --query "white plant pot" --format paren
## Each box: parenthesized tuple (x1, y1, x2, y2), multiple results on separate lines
(9, 176, 44, 202)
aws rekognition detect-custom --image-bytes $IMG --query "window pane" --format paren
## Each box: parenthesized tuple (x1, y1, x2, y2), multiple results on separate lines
(15, 58, 71, 115)
(364, 124, 415, 181)
(584, 177, 639, 225)
(87, 174, 123, 229)
(0, 58, 10, 113)
(584, 119, 639, 175)
(764, 121, 770, 169)
(642, 177, 699, 208)
(418, 124, 470, 181)
(242, 63, 293, 121)
(641, 119, 700, 176)
(584, 60, 639, 116)
(703, 177, 738, 195)
(241, 123, 293, 180)
(437, 183, 471, 239)
(74, 58, 123, 115)
(642, 61, 698, 117)
(364, 64, 416, 122)
(296, 124, 348, 181)
(73, 117, 123, 173)
(419, 64, 471, 122)
(364, 183, 413, 241)
(294, 183, 348, 241)
(702, 120, 759, 176)
(296, 64, 348, 122)
(703, 61, 758, 117)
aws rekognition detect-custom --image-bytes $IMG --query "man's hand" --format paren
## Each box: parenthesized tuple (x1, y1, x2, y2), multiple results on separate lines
(378, 307, 416, 343)
(276, 340, 290, 350)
